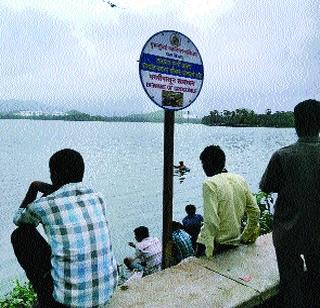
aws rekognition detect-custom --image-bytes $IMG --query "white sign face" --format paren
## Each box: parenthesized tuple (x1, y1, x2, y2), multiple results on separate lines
(139, 30, 204, 111)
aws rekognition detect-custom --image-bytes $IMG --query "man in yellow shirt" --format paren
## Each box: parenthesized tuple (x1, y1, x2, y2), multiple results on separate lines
(197, 145, 260, 257)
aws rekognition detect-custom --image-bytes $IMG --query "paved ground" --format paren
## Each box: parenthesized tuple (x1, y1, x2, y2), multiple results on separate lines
(108, 234, 279, 307)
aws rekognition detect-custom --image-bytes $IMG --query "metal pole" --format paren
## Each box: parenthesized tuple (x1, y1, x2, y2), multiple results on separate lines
(162, 109, 175, 269)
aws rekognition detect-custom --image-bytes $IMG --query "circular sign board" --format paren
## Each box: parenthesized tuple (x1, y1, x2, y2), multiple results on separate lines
(139, 30, 204, 111)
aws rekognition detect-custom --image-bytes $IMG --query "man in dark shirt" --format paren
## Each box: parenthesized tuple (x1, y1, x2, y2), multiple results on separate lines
(260, 99, 320, 307)
(182, 204, 203, 249)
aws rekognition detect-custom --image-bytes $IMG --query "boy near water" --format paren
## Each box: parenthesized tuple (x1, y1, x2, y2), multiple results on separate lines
(124, 226, 162, 276)
(182, 204, 203, 250)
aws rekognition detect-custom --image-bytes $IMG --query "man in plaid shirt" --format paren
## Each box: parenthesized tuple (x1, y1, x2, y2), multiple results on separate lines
(11, 149, 118, 307)
(172, 221, 194, 264)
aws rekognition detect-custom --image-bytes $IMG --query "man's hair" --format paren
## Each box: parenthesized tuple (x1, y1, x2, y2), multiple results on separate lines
(172, 221, 184, 232)
(294, 99, 320, 137)
(200, 145, 226, 173)
(134, 226, 149, 239)
(185, 204, 196, 215)
(49, 149, 85, 184)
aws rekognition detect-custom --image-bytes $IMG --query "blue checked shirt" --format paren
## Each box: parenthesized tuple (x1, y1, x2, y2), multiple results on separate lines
(172, 229, 194, 263)
(13, 183, 118, 307)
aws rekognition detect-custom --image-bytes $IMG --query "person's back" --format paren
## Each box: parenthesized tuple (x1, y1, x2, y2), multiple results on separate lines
(197, 145, 260, 257)
(135, 235, 162, 275)
(182, 213, 203, 229)
(12, 149, 118, 307)
(264, 141, 320, 249)
(202, 172, 258, 245)
(124, 226, 162, 276)
(260, 100, 320, 250)
(182, 204, 203, 249)
(32, 183, 118, 305)
(172, 221, 194, 264)
(260, 99, 320, 307)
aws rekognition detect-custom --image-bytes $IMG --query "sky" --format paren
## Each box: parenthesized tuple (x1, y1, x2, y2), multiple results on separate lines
(0, 0, 320, 116)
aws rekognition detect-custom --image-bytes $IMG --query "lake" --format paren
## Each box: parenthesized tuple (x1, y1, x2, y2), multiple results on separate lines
(0, 119, 296, 295)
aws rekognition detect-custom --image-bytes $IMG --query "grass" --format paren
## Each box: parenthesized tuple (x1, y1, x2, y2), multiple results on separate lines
(0, 280, 37, 308)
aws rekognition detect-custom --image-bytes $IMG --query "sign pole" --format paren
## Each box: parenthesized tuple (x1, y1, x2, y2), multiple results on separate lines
(162, 109, 175, 269)
(138, 29, 204, 269)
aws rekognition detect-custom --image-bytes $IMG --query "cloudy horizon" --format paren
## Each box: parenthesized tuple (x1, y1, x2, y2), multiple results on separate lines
(1, 0, 320, 116)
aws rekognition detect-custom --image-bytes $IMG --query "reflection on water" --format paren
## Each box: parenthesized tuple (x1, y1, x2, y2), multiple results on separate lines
(174, 168, 190, 183)
(173, 161, 190, 183)
(0, 120, 296, 295)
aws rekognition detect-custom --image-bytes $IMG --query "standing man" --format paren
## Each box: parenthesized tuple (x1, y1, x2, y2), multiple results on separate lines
(260, 99, 320, 307)
(197, 145, 260, 257)
(11, 149, 118, 307)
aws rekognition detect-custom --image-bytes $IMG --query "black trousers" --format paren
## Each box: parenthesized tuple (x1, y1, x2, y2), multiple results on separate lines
(196, 242, 237, 257)
(275, 246, 320, 308)
(11, 225, 67, 308)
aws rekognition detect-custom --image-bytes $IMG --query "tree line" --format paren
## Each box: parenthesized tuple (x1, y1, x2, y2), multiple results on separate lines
(0, 108, 294, 127)
(201, 108, 294, 127)
(0, 110, 201, 124)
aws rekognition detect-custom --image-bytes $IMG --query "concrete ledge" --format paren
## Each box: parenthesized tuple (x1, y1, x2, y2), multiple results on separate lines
(108, 233, 279, 308)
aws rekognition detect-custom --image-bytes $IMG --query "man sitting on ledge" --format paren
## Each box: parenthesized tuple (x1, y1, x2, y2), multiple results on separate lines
(197, 145, 260, 257)
(11, 149, 118, 307)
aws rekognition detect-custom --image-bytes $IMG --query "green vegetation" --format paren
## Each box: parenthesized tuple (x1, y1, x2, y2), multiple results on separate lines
(202, 108, 294, 127)
(0, 110, 201, 124)
(0, 280, 37, 308)
(0, 110, 104, 122)
(0, 108, 294, 127)
(255, 191, 274, 235)
(241, 191, 274, 235)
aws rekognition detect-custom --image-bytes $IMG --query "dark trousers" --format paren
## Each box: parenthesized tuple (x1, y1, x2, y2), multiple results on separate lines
(275, 246, 320, 308)
(11, 225, 67, 308)
(196, 242, 237, 257)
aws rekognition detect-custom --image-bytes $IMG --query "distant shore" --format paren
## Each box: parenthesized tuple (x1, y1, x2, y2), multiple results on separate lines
(0, 107, 295, 128)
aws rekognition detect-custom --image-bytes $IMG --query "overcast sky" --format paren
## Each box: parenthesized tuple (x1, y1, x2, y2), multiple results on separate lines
(1, 0, 320, 116)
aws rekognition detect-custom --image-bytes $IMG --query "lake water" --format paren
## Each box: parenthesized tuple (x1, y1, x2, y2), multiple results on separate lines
(0, 119, 296, 295)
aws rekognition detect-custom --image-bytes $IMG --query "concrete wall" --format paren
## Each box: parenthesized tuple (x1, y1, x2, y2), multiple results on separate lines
(108, 233, 279, 307)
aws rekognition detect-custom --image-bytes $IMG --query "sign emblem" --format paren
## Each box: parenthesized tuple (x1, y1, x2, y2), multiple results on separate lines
(170, 33, 181, 47)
